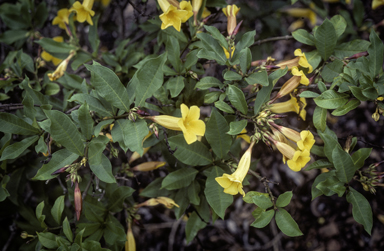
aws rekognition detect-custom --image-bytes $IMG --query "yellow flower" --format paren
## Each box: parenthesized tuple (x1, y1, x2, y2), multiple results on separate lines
(294, 49, 313, 73)
(52, 8, 70, 29)
(215, 141, 255, 196)
(291, 67, 309, 85)
(372, 0, 384, 9)
(125, 223, 135, 251)
(288, 19, 305, 32)
(277, 126, 315, 151)
(158, 0, 193, 32)
(70, 0, 95, 25)
(192, 0, 202, 13)
(273, 140, 311, 171)
(236, 128, 250, 143)
(271, 76, 302, 102)
(222, 5, 240, 35)
(372, 109, 380, 121)
(269, 94, 307, 121)
(132, 161, 166, 171)
(41, 36, 64, 66)
(284, 6, 316, 26)
(202, 7, 211, 18)
(149, 104, 205, 144)
(142, 197, 180, 208)
(222, 45, 235, 59)
(47, 51, 75, 81)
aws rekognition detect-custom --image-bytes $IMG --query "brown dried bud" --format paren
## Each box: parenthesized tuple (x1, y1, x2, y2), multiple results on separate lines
(74, 182, 82, 221)
(52, 165, 70, 175)
(346, 51, 368, 60)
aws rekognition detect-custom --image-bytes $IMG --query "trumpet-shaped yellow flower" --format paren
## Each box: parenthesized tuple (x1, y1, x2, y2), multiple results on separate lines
(158, 0, 193, 32)
(41, 36, 64, 66)
(149, 104, 205, 144)
(125, 224, 135, 251)
(269, 94, 307, 121)
(70, 0, 95, 25)
(372, 0, 384, 9)
(222, 45, 235, 59)
(52, 8, 71, 29)
(215, 141, 255, 196)
(291, 66, 309, 85)
(273, 140, 310, 171)
(284, 6, 316, 26)
(132, 161, 166, 171)
(222, 5, 240, 35)
(277, 126, 315, 151)
(294, 49, 313, 73)
(47, 51, 75, 81)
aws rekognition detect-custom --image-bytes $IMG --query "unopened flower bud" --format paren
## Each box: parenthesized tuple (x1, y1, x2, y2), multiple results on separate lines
(74, 182, 82, 221)
(132, 161, 166, 172)
(21, 231, 29, 239)
(51, 165, 70, 175)
(346, 51, 368, 60)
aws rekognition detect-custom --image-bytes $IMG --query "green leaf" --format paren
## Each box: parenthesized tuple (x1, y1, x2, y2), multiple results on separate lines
(195, 77, 223, 90)
(239, 48, 252, 73)
(71, 51, 92, 71)
(161, 167, 198, 190)
(36, 201, 47, 228)
(185, 211, 207, 243)
(205, 109, 232, 159)
(226, 85, 248, 114)
(312, 171, 336, 200)
(168, 134, 213, 166)
(184, 49, 200, 70)
(243, 191, 269, 204)
(275, 208, 303, 237)
(196, 33, 227, 65)
(224, 71, 242, 81)
(292, 29, 315, 46)
(321, 60, 344, 82)
(368, 30, 384, 78)
(349, 86, 369, 101)
(187, 180, 201, 205)
(236, 30, 256, 51)
(214, 100, 235, 113)
(140, 177, 169, 197)
(173, 187, 189, 219)
(332, 146, 355, 183)
(33, 149, 79, 180)
(351, 148, 372, 170)
(88, 14, 100, 53)
(330, 15, 347, 38)
(331, 99, 360, 116)
(316, 175, 346, 197)
(227, 120, 247, 135)
(37, 232, 59, 249)
(346, 188, 373, 235)
(313, 106, 327, 132)
(107, 186, 135, 213)
(305, 159, 333, 171)
(35, 38, 76, 58)
(44, 110, 84, 156)
(166, 36, 182, 73)
(90, 154, 116, 184)
(0, 135, 38, 161)
(314, 19, 337, 61)
(121, 119, 149, 156)
(165, 76, 185, 98)
(362, 87, 378, 100)
(204, 166, 233, 219)
(314, 90, 349, 109)
(252, 195, 273, 209)
(63, 217, 73, 242)
(245, 70, 269, 86)
(0, 30, 28, 45)
(204, 25, 228, 49)
(51, 195, 65, 225)
(334, 40, 371, 58)
(44, 83, 60, 96)
(0, 112, 40, 135)
(299, 91, 319, 98)
(305, 50, 322, 70)
(251, 209, 274, 228)
(134, 53, 167, 106)
(78, 103, 94, 140)
(318, 132, 339, 162)
(68, 94, 114, 117)
(276, 191, 293, 208)
(86, 63, 131, 111)
(204, 92, 221, 103)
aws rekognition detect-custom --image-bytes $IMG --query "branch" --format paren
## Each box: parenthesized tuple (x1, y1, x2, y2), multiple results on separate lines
(251, 35, 293, 48)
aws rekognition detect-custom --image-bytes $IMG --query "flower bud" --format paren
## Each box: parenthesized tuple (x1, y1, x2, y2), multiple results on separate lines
(20, 231, 29, 239)
(131, 161, 166, 172)
(74, 182, 82, 221)
(222, 5, 240, 36)
(51, 165, 70, 175)
(125, 223, 136, 251)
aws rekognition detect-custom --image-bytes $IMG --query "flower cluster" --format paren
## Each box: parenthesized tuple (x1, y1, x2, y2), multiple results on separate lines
(158, 0, 193, 32)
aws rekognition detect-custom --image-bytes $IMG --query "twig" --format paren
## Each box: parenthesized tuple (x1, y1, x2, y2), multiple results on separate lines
(2, 222, 17, 251)
(57, 177, 67, 194)
(65, 105, 81, 114)
(168, 219, 182, 251)
(251, 35, 293, 48)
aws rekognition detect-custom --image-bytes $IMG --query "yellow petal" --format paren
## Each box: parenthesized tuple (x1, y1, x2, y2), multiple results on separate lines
(183, 130, 197, 144)
(215, 176, 232, 188)
(187, 120, 206, 136)
(41, 51, 53, 62)
(223, 182, 239, 195)
(180, 103, 189, 121)
(187, 105, 200, 121)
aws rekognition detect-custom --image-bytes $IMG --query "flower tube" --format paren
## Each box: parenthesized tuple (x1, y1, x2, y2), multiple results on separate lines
(269, 94, 307, 121)
(47, 51, 75, 81)
(275, 49, 313, 73)
(222, 5, 240, 36)
(215, 141, 255, 196)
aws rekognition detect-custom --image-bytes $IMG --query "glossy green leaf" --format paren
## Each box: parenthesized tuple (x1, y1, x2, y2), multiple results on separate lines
(332, 146, 355, 183)
(0, 135, 38, 161)
(166, 36, 182, 72)
(315, 19, 337, 61)
(37, 232, 59, 249)
(236, 30, 256, 51)
(44, 110, 84, 156)
(305, 159, 333, 171)
(245, 70, 269, 86)
(349, 86, 369, 101)
(165, 76, 185, 98)
(204, 25, 228, 49)
(51, 195, 65, 225)
(314, 90, 349, 109)
(187, 180, 201, 205)
(368, 30, 384, 78)
(196, 33, 227, 65)
(185, 211, 207, 243)
(107, 186, 135, 213)
(313, 106, 327, 132)
(35, 38, 76, 57)
(299, 91, 319, 98)
(312, 171, 336, 200)
(251, 209, 274, 228)
(168, 134, 213, 166)
(195, 77, 223, 90)
(243, 191, 269, 204)
(334, 40, 371, 58)
(86, 63, 131, 111)
(321, 60, 344, 82)
(0, 112, 40, 135)
(33, 149, 79, 180)
(36, 201, 46, 228)
(78, 103, 94, 140)
(351, 148, 372, 170)
(330, 15, 346, 38)
(69, 94, 114, 117)
(227, 120, 247, 135)
(239, 48, 252, 73)
(63, 217, 73, 242)
(275, 208, 303, 237)
(224, 71, 242, 81)
(204, 166, 233, 219)
(276, 191, 293, 208)
(331, 99, 360, 116)
(206, 109, 232, 159)
(346, 188, 373, 235)
(161, 167, 198, 190)
(90, 154, 116, 184)
(316, 175, 345, 197)
(252, 194, 273, 209)
(292, 29, 315, 46)
(214, 100, 235, 113)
